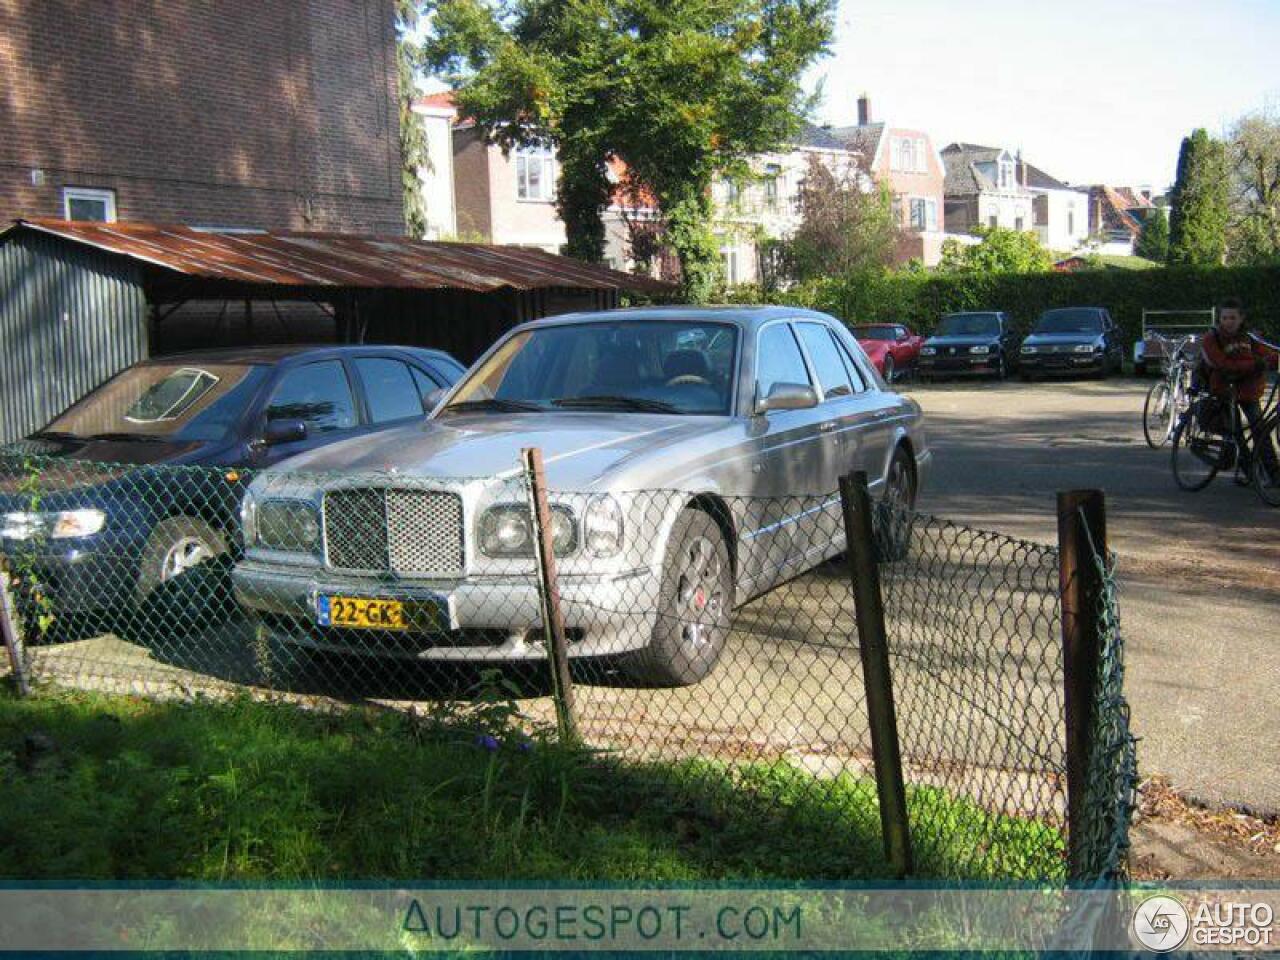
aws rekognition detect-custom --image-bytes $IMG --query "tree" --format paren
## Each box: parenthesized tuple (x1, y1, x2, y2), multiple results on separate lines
(396, 1, 430, 236)
(1226, 112, 1280, 265)
(938, 226, 1052, 274)
(776, 154, 900, 283)
(1167, 128, 1230, 266)
(1134, 211, 1170, 262)
(421, 0, 836, 301)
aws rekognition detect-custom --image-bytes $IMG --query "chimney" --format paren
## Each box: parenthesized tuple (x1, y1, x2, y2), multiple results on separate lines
(857, 93, 870, 126)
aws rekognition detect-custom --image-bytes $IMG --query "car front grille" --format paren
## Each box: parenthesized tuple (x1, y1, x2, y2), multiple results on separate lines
(323, 487, 464, 576)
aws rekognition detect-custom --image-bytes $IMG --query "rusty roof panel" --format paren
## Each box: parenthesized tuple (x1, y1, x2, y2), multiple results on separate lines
(4, 219, 673, 295)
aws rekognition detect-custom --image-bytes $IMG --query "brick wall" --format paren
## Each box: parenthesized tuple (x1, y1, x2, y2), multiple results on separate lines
(0, 0, 404, 233)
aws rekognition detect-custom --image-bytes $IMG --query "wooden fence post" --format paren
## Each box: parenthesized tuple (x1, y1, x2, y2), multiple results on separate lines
(840, 470, 913, 878)
(0, 570, 31, 697)
(1057, 489, 1107, 883)
(522, 447, 577, 742)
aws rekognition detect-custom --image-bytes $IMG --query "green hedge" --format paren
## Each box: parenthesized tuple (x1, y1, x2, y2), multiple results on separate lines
(731, 265, 1280, 343)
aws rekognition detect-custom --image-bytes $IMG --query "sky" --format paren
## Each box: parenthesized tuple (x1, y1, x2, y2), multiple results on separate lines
(809, 0, 1280, 190)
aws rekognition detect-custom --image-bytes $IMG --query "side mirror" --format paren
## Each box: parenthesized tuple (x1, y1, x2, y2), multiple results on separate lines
(755, 382, 819, 415)
(263, 418, 308, 446)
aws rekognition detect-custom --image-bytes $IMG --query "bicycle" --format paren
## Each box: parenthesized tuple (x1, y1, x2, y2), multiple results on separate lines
(1171, 375, 1280, 504)
(1142, 333, 1198, 449)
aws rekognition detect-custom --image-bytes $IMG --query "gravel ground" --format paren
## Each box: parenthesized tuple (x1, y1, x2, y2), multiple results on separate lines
(904, 376, 1280, 814)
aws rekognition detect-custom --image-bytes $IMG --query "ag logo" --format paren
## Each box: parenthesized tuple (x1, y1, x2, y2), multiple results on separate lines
(1132, 894, 1190, 952)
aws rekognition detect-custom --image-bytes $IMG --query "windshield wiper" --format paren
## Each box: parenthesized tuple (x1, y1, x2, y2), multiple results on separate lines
(553, 395, 682, 413)
(439, 398, 546, 415)
(85, 432, 167, 443)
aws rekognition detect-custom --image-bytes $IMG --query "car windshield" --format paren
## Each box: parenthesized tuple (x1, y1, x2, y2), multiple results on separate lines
(1035, 310, 1103, 334)
(443, 319, 739, 416)
(47, 363, 269, 442)
(856, 326, 898, 342)
(936, 314, 999, 336)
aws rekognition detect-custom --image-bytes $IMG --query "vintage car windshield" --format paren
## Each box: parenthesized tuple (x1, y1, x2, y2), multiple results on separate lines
(936, 314, 999, 337)
(443, 319, 739, 415)
(856, 326, 898, 342)
(47, 363, 269, 442)
(1034, 310, 1103, 334)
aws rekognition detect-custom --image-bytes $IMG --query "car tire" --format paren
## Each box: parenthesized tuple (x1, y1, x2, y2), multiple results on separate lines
(629, 509, 731, 687)
(875, 446, 917, 562)
(882, 355, 896, 384)
(136, 516, 229, 606)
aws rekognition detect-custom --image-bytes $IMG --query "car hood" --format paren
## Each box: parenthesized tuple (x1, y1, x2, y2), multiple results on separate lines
(1022, 332, 1103, 346)
(924, 334, 1000, 347)
(264, 412, 734, 491)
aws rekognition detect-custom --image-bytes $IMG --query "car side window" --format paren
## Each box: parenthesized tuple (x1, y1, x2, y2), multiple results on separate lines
(265, 360, 358, 433)
(356, 358, 424, 424)
(796, 323, 853, 400)
(755, 323, 812, 401)
(410, 365, 445, 407)
(833, 337, 869, 393)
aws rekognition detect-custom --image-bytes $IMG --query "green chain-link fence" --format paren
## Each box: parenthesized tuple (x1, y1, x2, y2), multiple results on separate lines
(0, 452, 1136, 884)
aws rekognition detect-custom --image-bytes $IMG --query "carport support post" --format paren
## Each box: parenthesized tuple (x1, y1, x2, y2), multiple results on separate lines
(1057, 489, 1106, 883)
(522, 447, 578, 743)
(0, 569, 30, 697)
(840, 470, 913, 878)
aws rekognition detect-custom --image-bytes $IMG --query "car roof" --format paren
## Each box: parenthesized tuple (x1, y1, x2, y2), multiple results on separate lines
(143, 344, 457, 367)
(508, 304, 838, 336)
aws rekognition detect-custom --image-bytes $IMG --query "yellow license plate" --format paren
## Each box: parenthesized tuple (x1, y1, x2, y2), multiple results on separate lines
(317, 595, 407, 630)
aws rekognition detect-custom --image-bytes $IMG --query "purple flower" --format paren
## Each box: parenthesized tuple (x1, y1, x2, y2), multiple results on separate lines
(474, 733, 500, 752)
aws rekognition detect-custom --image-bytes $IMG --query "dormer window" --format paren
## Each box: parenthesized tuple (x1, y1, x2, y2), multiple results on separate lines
(998, 158, 1015, 190)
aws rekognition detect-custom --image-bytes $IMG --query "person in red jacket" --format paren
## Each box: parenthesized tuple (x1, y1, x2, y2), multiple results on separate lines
(1199, 298, 1279, 484)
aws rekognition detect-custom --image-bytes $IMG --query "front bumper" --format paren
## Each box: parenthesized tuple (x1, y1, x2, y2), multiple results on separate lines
(1020, 352, 1105, 374)
(232, 561, 661, 661)
(917, 353, 1002, 376)
(0, 539, 136, 614)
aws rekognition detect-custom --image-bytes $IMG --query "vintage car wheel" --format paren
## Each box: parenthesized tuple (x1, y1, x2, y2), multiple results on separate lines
(630, 509, 731, 687)
(136, 516, 229, 605)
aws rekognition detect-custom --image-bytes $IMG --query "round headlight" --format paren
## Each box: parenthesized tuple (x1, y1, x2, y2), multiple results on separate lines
(257, 501, 320, 552)
(495, 510, 530, 552)
(583, 495, 624, 557)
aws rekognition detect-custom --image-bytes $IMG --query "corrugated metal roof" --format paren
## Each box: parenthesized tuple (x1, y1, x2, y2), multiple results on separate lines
(2, 219, 672, 295)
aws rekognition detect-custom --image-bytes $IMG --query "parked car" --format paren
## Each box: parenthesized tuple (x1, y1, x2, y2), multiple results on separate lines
(233, 307, 932, 686)
(1019, 308, 1124, 379)
(854, 324, 925, 382)
(916, 312, 1017, 379)
(0, 345, 465, 615)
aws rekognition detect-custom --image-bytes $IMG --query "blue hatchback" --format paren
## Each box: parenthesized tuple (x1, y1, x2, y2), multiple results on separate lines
(0, 344, 464, 617)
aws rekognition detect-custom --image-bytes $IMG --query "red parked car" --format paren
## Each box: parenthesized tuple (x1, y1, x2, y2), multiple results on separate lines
(854, 324, 925, 382)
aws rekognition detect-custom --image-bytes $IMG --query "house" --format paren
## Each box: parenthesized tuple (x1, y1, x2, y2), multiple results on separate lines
(1022, 163, 1090, 252)
(1078, 185, 1163, 256)
(829, 96, 948, 266)
(1, 0, 405, 233)
(412, 94, 460, 240)
(941, 144, 1037, 236)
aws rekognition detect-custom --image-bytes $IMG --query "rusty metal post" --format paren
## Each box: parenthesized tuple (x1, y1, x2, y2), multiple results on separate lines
(1057, 489, 1107, 883)
(0, 570, 30, 697)
(840, 470, 913, 878)
(522, 447, 577, 742)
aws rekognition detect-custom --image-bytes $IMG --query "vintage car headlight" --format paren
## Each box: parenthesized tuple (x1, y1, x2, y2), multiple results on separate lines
(969, 345, 991, 355)
(1074, 343, 1101, 353)
(479, 504, 576, 558)
(1, 509, 106, 541)
(583, 495, 624, 557)
(255, 500, 321, 552)
(1021, 344, 1038, 355)
(919, 346, 937, 356)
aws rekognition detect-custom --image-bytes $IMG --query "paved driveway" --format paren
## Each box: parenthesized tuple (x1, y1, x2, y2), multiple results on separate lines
(907, 377, 1280, 813)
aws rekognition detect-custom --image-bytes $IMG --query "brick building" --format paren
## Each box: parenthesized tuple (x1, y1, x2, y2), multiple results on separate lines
(1, 0, 404, 233)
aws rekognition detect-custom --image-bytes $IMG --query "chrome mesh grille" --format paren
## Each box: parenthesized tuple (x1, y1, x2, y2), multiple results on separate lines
(323, 487, 463, 575)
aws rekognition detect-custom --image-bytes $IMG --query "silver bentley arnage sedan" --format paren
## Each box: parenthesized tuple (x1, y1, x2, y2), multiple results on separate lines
(232, 306, 931, 686)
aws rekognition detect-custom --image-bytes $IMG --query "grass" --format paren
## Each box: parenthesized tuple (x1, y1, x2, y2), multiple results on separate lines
(0, 688, 1063, 883)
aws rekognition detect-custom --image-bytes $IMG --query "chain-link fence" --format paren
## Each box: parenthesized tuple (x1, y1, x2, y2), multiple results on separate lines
(0, 452, 1135, 885)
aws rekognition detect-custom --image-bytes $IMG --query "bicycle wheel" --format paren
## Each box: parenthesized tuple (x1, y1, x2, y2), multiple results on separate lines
(1143, 381, 1174, 449)
(1171, 413, 1224, 491)
(1251, 419, 1280, 507)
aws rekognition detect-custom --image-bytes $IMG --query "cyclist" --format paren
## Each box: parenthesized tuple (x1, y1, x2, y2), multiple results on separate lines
(1199, 298, 1280, 484)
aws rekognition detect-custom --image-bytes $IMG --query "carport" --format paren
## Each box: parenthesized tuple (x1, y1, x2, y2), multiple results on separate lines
(0, 218, 670, 443)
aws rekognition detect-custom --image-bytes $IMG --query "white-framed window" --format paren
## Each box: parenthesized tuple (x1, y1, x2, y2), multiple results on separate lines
(62, 186, 116, 222)
(892, 138, 928, 173)
(720, 241, 739, 285)
(763, 163, 781, 210)
(908, 197, 938, 232)
(1015, 216, 1025, 232)
(1068, 210, 1075, 236)
(721, 177, 740, 205)
(515, 146, 555, 202)
(998, 159, 1015, 190)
